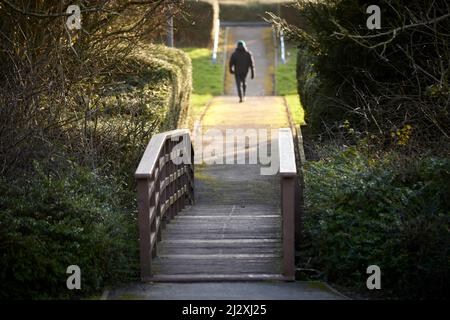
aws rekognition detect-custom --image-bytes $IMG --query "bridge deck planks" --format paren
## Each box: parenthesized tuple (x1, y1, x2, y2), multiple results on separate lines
(151, 204, 283, 278)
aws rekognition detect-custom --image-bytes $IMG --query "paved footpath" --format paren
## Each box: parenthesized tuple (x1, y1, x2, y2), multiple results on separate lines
(107, 26, 346, 300)
(225, 26, 274, 96)
(107, 281, 346, 300)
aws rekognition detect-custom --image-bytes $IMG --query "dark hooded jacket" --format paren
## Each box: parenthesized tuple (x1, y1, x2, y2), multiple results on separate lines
(229, 45, 255, 78)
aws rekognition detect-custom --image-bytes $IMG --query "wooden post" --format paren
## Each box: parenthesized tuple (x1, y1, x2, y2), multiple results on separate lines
(136, 178, 152, 280)
(169, 139, 176, 221)
(279, 128, 297, 281)
(155, 162, 162, 243)
(190, 140, 195, 204)
(281, 175, 296, 280)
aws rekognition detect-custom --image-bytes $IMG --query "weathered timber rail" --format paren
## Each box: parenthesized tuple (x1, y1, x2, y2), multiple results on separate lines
(135, 129, 195, 280)
(135, 128, 299, 282)
(278, 128, 297, 280)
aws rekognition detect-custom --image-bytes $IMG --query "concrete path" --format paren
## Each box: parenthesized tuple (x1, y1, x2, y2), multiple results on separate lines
(108, 282, 346, 300)
(225, 27, 274, 97)
(200, 96, 287, 129)
(195, 96, 289, 206)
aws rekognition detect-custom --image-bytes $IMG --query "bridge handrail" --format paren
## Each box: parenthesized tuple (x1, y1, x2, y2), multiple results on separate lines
(135, 129, 195, 280)
(278, 128, 297, 280)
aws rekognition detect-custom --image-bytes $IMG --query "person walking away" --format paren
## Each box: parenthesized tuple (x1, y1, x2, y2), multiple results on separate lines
(229, 40, 255, 103)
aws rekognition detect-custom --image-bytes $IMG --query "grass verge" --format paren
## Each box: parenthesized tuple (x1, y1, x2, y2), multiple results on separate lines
(182, 48, 224, 126)
(275, 45, 305, 125)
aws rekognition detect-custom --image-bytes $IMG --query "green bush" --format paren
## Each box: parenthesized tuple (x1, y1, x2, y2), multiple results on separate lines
(142, 45, 192, 128)
(0, 162, 139, 299)
(301, 148, 450, 299)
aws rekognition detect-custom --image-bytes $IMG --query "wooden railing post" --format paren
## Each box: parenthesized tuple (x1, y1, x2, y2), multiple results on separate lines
(154, 160, 162, 243)
(136, 178, 152, 280)
(190, 139, 195, 204)
(279, 128, 297, 281)
(281, 175, 296, 280)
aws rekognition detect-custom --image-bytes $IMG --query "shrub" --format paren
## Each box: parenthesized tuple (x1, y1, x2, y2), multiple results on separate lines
(0, 2, 191, 178)
(0, 1, 192, 300)
(3, 44, 192, 182)
(0, 162, 139, 299)
(0, 44, 192, 300)
(273, 0, 450, 150)
(301, 147, 450, 299)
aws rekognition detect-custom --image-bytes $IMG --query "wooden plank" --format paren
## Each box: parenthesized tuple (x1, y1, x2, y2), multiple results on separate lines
(281, 176, 296, 280)
(144, 274, 289, 282)
(178, 211, 280, 217)
(179, 206, 281, 216)
(162, 239, 280, 244)
(165, 219, 281, 229)
(181, 204, 280, 211)
(159, 247, 282, 255)
(175, 215, 280, 219)
(136, 179, 152, 279)
(158, 254, 280, 259)
(152, 256, 282, 275)
(162, 232, 281, 240)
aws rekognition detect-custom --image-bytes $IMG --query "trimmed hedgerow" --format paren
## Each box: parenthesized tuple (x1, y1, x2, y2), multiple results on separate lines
(66, 44, 192, 183)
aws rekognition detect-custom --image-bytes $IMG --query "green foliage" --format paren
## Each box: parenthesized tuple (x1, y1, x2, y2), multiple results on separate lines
(0, 162, 139, 299)
(296, 46, 322, 127)
(129, 44, 192, 130)
(302, 148, 450, 299)
(292, 0, 384, 132)
(0, 44, 192, 299)
(0, 1, 194, 300)
(66, 45, 192, 183)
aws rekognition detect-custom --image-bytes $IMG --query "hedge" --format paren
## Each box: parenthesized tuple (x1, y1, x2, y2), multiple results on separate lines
(67, 44, 192, 182)
(0, 44, 192, 299)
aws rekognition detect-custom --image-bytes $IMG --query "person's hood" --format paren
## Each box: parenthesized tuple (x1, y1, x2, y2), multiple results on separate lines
(236, 40, 248, 52)
(236, 46, 247, 53)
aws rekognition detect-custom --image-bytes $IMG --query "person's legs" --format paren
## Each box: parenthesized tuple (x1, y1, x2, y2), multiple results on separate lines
(235, 74, 243, 102)
(242, 77, 247, 100)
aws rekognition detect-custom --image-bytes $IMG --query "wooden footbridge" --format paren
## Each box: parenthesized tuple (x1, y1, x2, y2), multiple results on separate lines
(134, 23, 303, 283)
(135, 124, 302, 282)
